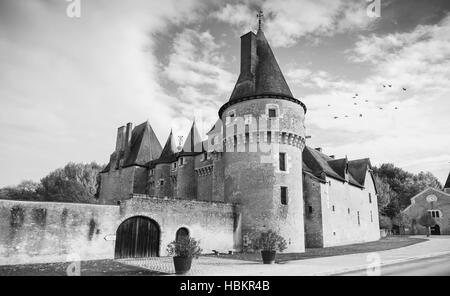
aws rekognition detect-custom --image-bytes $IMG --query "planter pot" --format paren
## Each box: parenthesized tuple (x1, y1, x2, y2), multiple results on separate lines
(173, 256, 193, 274)
(261, 251, 276, 264)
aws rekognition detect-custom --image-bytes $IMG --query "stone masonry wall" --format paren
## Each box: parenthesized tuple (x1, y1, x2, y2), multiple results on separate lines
(119, 196, 235, 254)
(0, 200, 119, 265)
(303, 173, 324, 248)
(99, 166, 135, 205)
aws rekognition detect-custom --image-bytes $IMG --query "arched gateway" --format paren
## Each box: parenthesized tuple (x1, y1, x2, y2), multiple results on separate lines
(115, 216, 160, 259)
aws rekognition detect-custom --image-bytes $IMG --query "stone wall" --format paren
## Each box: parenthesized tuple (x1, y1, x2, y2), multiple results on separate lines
(303, 173, 324, 248)
(320, 171, 380, 247)
(99, 166, 136, 205)
(0, 200, 119, 265)
(119, 195, 236, 254)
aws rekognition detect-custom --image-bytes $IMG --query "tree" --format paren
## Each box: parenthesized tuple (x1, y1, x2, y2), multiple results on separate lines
(0, 162, 104, 204)
(373, 164, 443, 219)
(38, 162, 104, 203)
(379, 215, 393, 232)
(392, 212, 411, 234)
(0, 180, 41, 201)
(418, 211, 436, 237)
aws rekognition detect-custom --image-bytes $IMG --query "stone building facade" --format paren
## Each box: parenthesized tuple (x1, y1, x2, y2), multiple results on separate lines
(402, 174, 450, 236)
(98, 27, 380, 255)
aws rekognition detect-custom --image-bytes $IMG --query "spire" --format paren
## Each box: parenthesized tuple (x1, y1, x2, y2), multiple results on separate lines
(181, 121, 203, 154)
(123, 121, 162, 166)
(257, 9, 264, 31)
(158, 129, 178, 163)
(229, 11, 293, 102)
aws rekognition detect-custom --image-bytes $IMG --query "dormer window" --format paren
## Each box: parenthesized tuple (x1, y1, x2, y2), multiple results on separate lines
(179, 157, 184, 166)
(172, 162, 177, 170)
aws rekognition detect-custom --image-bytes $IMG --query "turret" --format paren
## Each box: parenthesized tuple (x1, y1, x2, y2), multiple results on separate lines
(219, 26, 306, 252)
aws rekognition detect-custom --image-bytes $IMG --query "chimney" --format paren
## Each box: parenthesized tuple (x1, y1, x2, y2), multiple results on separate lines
(125, 122, 133, 149)
(315, 147, 322, 152)
(239, 32, 257, 81)
(115, 126, 126, 153)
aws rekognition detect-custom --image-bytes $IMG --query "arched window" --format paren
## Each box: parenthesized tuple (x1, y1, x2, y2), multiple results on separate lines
(176, 227, 190, 242)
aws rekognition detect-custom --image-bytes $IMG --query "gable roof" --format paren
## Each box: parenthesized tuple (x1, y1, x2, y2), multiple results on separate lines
(302, 146, 372, 189)
(403, 187, 450, 212)
(229, 29, 293, 102)
(445, 172, 450, 189)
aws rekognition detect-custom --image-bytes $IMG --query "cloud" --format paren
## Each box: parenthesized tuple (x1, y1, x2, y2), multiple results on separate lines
(162, 28, 235, 139)
(0, 0, 204, 186)
(212, 0, 377, 47)
(296, 14, 450, 184)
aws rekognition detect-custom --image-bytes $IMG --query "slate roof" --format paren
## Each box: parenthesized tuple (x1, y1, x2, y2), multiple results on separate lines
(101, 121, 162, 173)
(302, 146, 372, 189)
(155, 130, 178, 164)
(445, 172, 450, 189)
(180, 121, 204, 155)
(123, 121, 162, 167)
(229, 29, 293, 101)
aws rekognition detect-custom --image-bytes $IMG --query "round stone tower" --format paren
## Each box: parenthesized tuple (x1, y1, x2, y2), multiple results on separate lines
(219, 28, 307, 252)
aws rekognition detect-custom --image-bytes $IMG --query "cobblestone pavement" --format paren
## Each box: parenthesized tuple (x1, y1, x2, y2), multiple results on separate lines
(117, 256, 256, 276)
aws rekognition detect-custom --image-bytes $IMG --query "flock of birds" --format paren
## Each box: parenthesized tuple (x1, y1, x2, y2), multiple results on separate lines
(329, 83, 407, 120)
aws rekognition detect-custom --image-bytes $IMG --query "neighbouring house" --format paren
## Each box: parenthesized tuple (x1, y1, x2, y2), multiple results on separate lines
(402, 172, 450, 235)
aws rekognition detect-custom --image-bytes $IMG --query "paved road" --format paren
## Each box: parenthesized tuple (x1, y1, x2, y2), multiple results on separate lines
(339, 254, 450, 276)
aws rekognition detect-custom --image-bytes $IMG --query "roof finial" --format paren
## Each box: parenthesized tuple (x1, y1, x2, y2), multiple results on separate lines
(257, 9, 264, 31)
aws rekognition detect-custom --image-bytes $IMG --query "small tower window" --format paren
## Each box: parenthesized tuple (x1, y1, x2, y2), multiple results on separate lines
(281, 187, 288, 205)
(369, 193, 372, 204)
(357, 211, 361, 225)
(159, 179, 165, 186)
(268, 108, 277, 118)
(370, 210, 373, 222)
(279, 153, 286, 171)
(308, 206, 313, 214)
(332, 205, 335, 212)
(348, 208, 350, 214)
(179, 157, 184, 165)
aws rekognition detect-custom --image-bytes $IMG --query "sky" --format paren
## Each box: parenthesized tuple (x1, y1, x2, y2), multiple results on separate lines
(0, 0, 449, 187)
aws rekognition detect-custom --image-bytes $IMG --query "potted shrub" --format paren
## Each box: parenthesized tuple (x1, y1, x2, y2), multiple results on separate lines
(252, 230, 287, 264)
(167, 237, 202, 274)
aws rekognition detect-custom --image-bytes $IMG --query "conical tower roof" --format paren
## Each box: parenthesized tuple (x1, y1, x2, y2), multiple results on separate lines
(157, 130, 178, 163)
(181, 121, 203, 155)
(229, 28, 293, 101)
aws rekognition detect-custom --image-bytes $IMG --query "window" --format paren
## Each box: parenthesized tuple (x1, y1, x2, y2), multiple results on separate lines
(308, 206, 313, 214)
(370, 210, 373, 222)
(357, 211, 360, 226)
(369, 193, 372, 204)
(281, 187, 288, 205)
(267, 131, 272, 143)
(332, 205, 335, 212)
(268, 108, 277, 118)
(348, 208, 350, 214)
(179, 157, 184, 165)
(279, 153, 286, 171)
(159, 179, 164, 186)
(428, 210, 441, 218)
(172, 162, 177, 170)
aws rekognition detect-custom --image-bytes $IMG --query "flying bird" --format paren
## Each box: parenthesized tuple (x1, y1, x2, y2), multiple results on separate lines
(354, 102, 358, 105)
(334, 116, 339, 119)
(328, 104, 331, 107)
(365, 100, 369, 102)
(402, 88, 407, 91)
(359, 114, 363, 117)
(378, 107, 384, 110)
(383, 85, 386, 88)
(395, 107, 398, 110)
(388, 85, 392, 87)
(345, 115, 349, 118)
(355, 93, 358, 96)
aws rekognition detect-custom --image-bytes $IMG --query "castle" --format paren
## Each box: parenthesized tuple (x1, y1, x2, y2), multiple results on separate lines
(0, 25, 381, 265)
(98, 26, 381, 255)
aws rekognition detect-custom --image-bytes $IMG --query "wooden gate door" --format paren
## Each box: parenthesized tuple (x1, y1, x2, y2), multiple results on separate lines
(115, 216, 160, 259)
